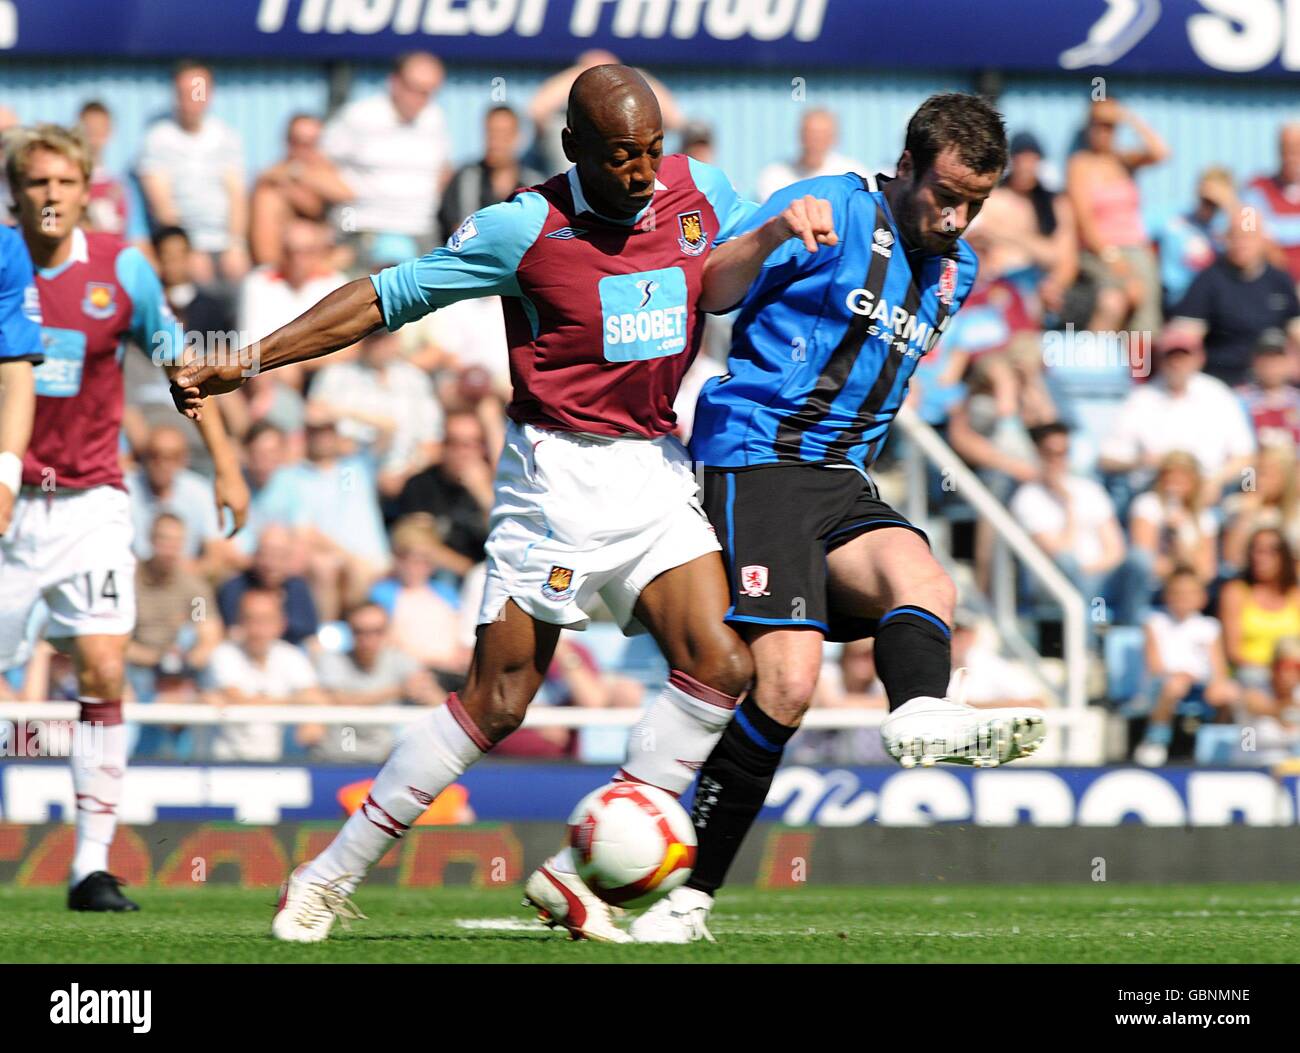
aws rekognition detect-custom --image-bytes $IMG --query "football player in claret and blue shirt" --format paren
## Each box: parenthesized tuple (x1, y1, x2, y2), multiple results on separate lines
(175, 65, 837, 944)
(630, 95, 1049, 943)
(0, 124, 248, 913)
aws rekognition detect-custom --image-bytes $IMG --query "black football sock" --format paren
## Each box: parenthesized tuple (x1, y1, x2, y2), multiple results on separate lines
(686, 695, 796, 896)
(874, 605, 952, 710)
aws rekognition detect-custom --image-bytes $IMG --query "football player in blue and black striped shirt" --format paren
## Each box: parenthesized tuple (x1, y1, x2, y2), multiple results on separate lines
(633, 94, 1047, 943)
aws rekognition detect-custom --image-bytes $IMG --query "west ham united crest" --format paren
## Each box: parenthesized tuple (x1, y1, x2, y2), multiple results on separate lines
(81, 282, 116, 320)
(542, 564, 575, 601)
(676, 210, 708, 256)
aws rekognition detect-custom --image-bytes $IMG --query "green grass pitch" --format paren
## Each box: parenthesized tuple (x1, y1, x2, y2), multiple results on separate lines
(3, 884, 1298, 964)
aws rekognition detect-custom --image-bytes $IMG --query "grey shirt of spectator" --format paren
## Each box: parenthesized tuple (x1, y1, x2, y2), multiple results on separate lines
(138, 115, 244, 253)
(310, 646, 422, 764)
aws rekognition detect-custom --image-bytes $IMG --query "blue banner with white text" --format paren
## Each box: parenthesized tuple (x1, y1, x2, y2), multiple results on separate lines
(2, 763, 1299, 827)
(1, 0, 1298, 77)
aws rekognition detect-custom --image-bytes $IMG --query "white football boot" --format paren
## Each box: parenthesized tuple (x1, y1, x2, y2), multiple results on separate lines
(1133, 740, 1169, 767)
(629, 887, 716, 944)
(523, 861, 631, 943)
(881, 695, 1046, 768)
(271, 865, 366, 943)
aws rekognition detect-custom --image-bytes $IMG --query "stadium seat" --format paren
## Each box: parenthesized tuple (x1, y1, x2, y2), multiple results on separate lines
(1103, 625, 1147, 710)
(1042, 358, 1133, 478)
(579, 623, 668, 685)
(576, 623, 629, 671)
(1194, 724, 1241, 765)
(575, 727, 632, 765)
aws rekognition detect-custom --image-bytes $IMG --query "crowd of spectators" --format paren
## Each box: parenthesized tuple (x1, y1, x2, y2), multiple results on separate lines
(2, 58, 1299, 767)
(916, 99, 1300, 765)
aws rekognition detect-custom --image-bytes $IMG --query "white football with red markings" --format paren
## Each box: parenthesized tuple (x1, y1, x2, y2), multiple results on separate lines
(566, 781, 697, 907)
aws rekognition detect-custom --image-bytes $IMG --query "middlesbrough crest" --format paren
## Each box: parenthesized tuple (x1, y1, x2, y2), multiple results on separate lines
(740, 564, 771, 598)
(938, 258, 958, 306)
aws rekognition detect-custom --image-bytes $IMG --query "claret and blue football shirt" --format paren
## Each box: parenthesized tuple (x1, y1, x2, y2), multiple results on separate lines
(371, 155, 754, 439)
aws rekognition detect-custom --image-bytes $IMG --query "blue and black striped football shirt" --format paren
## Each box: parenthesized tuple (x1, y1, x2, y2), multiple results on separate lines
(690, 172, 978, 473)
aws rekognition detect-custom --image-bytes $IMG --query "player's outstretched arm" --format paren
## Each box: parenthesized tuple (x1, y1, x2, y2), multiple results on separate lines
(171, 277, 386, 421)
(698, 194, 837, 314)
(186, 395, 250, 536)
(0, 360, 36, 535)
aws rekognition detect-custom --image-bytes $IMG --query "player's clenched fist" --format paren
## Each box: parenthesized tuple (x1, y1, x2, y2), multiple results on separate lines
(169, 360, 248, 421)
(776, 194, 838, 253)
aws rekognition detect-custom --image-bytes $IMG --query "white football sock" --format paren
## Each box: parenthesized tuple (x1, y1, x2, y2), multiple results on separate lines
(542, 673, 740, 878)
(70, 698, 128, 885)
(618, 670, 740, 796)
(306, 696, 487, 893)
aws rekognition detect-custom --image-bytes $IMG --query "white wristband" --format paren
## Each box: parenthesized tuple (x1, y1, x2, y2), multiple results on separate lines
(0, 451, 22, 497)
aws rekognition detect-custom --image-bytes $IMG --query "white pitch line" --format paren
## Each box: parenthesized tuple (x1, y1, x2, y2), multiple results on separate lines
(454, 917, 548, 932)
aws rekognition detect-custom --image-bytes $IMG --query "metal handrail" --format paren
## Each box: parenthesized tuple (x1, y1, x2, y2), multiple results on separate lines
(0, 700, 1098, 732)
(893, 406, 1088, 710)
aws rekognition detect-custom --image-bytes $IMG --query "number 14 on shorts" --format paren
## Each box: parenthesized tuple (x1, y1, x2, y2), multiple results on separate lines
(83, 569, 120, 608)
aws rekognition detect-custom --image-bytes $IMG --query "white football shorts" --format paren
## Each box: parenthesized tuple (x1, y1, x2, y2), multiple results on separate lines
(478, 420, 721, 633)
(0, 484, 137, 669)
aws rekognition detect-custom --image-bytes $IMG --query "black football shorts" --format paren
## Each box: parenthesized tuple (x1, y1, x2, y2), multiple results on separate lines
(700, 463, 929, 642)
